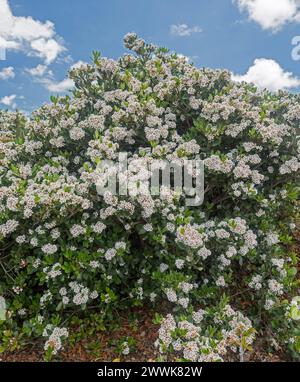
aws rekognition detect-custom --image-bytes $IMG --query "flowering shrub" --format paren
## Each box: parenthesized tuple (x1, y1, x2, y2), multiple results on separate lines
(0, 33, 300, 360)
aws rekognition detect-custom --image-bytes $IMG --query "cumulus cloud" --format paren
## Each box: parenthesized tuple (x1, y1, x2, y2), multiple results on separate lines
(232, 58, 300, 91)
(0, 36, 19, 50)
(0, 0, 66, 63)
(170, 24, 202, 37)
(0, 66, 14, 80)
(235, 0, 300, 31)
(70, 60, 88, 70)
(0, 94, 16, 107)
(30, 38, 65, 64)
(25, 64, 51, 77)
(43, 78, 74, 93)
(30, 61, 88, 93)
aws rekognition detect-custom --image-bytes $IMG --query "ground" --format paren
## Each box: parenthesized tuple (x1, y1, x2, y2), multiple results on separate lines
(0, 306, 288, 362)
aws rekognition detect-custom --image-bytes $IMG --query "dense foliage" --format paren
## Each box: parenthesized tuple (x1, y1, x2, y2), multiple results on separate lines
(0, 34, 300, 361)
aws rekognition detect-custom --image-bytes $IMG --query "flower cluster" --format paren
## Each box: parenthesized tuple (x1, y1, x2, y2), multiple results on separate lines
(43, 325, 69, 355)
(156, 302, 256, 362)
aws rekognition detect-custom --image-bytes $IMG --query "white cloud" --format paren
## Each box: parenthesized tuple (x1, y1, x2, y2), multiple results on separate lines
(37, 61, 88, 93)
(232, 58, 300, 91)
(0, 94, 16, 107)
(25, 60, 88, 93)
(30, 38, 65, 65)
(0, 66, 14, 80)
(0, 36, 19, 50)
(170, 24, 202, 37)
(70, 60, 88, 70)
(43, 78, 74, 93)
(0, 0, 66, 63)
(235, 0, 300, 31)
(25, 64, 49, 77)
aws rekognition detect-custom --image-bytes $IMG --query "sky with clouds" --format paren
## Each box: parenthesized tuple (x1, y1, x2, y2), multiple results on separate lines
(1, 0, 300, 114)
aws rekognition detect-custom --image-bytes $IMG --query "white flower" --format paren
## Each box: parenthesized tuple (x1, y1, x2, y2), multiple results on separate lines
(16, 235, 26, 244)
(192, 309, 205, 324)
(216, 276, 226, 287)
(143, 223, 153, 232)
(175, 259, 185, 269)
(166, 288, 177, 303)
(266, 232, 280, 246)
(159, 263, 169, 273)
(178, 297, 189, 309)
(69, 127, 85, 141)
(150, 292, 157, 302)
(268, 279, 283, 296)
(105, 248, 116, 261)
(70, 224, 86, 238)
(121, 341, 130, 355)
(265, 299, 275, 311)
(41, 244, 58, 255)
(90, 291, 98, 299)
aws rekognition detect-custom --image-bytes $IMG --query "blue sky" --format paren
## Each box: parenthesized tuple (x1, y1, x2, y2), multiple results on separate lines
(1, 0, 300, 113)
